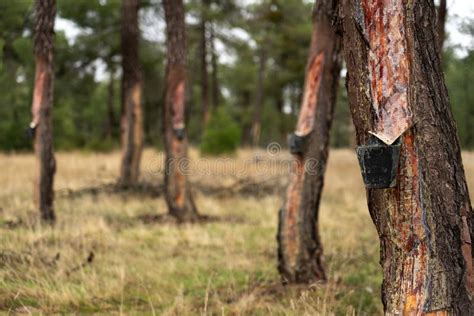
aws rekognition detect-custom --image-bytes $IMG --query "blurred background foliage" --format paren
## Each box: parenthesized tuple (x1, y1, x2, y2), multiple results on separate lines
(0, 0, 473, 153)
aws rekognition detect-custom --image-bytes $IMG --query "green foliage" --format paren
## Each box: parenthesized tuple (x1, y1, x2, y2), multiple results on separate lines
(0, 0, 472, 152)
(200, 107, 241, 155)
(445, 50, 474, 149)
(443, 16, 474, 150)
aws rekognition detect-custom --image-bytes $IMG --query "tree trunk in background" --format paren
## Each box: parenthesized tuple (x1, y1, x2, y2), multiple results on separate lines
(210, 22, 220, 108)
(240, 91, 252, 146)
(437, 0, 447, 51)
(341, 0, 473, 313)
(200, 0, 210, 128)
(251, 49, 266, 147)
(277, 0, 342, 284)
(106, 68, 116, 139)
(163, 0, 199, 222)
(31, 0, 57, 223)
(119, 0, 143, 186)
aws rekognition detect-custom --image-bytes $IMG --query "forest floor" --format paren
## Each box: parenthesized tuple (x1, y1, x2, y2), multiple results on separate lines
(0, 148, 473, 315)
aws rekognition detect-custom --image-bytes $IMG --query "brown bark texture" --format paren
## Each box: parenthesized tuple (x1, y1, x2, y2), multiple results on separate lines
(31, 0, 57, 223)
(119, 0, 143, 186)
(341, 0, 473, 313)
(277, 0, 342, 284)
(210, 22, 220, 108)
(437, 0, 447, 51)
(200, 0, 210, 127)
(163, 0, 199, 222)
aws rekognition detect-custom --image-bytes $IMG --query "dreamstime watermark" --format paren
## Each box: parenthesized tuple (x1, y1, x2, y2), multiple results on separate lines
(145, 142, 327, 177)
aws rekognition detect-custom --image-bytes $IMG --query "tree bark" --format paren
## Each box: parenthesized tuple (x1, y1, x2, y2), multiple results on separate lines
(119, 0, 143, 186)
(210, 22, 220, 108)
(277, 0, 342, 284)
(31, 0, 57, 223)
(163, 0, 199, 222)
(106, 67, 116, 139)
(250, 49, 266, 147)
(341, 0, 473, 313)
(437, 0, 447, 52)
(200, 0, 210, 127)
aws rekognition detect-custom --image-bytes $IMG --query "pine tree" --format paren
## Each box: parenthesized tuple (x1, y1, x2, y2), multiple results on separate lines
(163, 0, 199, 222)
(341, 0, 473, 313)
(31, 0, 57, 223)
(277, 0, 342, 283)
(119, 0, 143, 186)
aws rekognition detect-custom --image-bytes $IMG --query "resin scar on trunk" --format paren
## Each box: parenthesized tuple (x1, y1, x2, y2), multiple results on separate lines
(31, 58, 47, 128)
(359, 0, 412, 145)
(281, 52, 325, 270)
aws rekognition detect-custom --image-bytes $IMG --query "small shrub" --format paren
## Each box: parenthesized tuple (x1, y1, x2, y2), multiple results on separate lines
(200, 107, 241, 155)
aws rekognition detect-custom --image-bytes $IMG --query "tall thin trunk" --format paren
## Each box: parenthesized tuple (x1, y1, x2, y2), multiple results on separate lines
(341, 0, 473, 313)
(200, 0, 210, 127)
(437, 0, 447, 52)
(106, 67, 116, 139)
(277, 0, 342, 284)
(240, 91, 252, 146)
(251, 49, 266, 147)
(119, 0, 143, 186)
(210, 22, 219, 108)
(31, 0, 57, 223)
(163, 0, 199, 222)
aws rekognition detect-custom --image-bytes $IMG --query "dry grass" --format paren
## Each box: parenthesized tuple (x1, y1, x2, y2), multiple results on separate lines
(0, 148, 472, 315)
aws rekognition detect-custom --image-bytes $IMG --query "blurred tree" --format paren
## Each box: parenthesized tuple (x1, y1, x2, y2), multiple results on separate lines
(277, 0, 342, 284)
(199, 0, 210, 127)
(447, 17, 474, 149)
(119, 0, 143, 186)
(215, 0, 312, 147)
(251, 48, 266, 147)
(185, 0, 240, 138)
(31, 0, 57, 223)
(57, 0, 121, 145)
(342, 1, 473, 313)
(446, 49, 474, 148)
(0, 0, 472, 153)
(163, 0, 199, 222)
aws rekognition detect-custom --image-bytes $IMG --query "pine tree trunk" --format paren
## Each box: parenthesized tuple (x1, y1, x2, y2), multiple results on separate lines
(437, 0, 447, 51)
(341, 0, 473, 313)
(277, 0, 342, 284)
(210, 22, 220, 108)
(119, 0, 143, 186)
(31, 0, 57, 223)
(200, 0, 210, 127)
(251, 49, 266, 147)
(163, 0, 199, 222)
(106, 68, 116, 139)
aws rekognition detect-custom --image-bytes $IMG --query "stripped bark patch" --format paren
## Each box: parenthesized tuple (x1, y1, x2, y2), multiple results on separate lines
(295, 52, 325, 137)
(132, 82, 143, 174)
(170, 79, 187, 210)
(173, 80, 185, 130)
(31, 58, 47, 127)
(281, 159, 305, 272)
(360, 0, 412, 145)
(392, 132, 429, 313)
